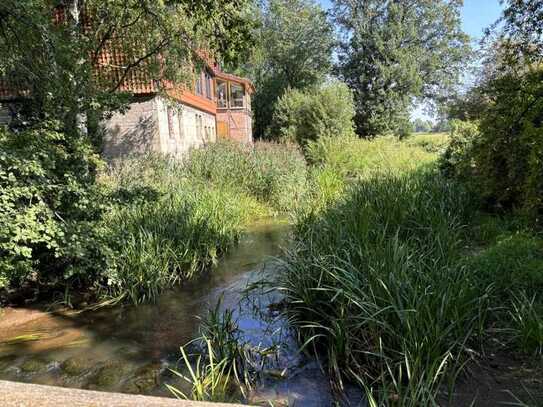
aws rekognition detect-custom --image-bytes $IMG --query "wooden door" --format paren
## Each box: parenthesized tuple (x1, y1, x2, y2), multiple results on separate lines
(217, 120, 229, 139)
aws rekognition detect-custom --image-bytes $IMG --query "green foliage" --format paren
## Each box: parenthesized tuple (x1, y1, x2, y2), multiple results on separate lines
(334, 0, 471, 137)
(474, 68, 543, 216)
(281, 170, 484, 404)
(306, 135, 437, 179)
(104, 186, 250, 304)
(99, 142, 308, 303)
(509, 292, 543, 355)
(183, 141, 309, 213)
(244, 0, 334, 138)
(270, 81, 356, 145)
(466, 233, 543, 297)
(0, 123, 111, 290)
(405, 133, 449, 153)
(439, 119, 480, 180)
(0, 0, 255, 131)
(411, 118, 433, 133)
(442, 69, 543, 218)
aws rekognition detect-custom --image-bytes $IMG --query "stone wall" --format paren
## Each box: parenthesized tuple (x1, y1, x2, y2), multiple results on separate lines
(155, 97, 216, 157)
(102, 96, 159, 159)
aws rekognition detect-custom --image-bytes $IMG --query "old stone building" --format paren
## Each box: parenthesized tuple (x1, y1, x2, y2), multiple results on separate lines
(0, 63, 254, 159)
(100, 63, 254, 158)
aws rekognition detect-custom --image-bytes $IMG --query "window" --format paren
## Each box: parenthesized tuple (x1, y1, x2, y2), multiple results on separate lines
(216, 80, 227, 108)
(167, 106, 175, 139)
(205, 71, 212, 99)
(195, 72, 202, 95)
(230, 83, 244, 108)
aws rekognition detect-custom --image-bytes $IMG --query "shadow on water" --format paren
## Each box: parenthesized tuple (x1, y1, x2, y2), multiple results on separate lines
(0, 219, 365, 406)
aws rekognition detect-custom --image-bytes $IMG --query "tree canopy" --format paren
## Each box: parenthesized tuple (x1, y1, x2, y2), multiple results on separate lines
(242, 0, 335, 139)
(0, 0, 255, 135)
(334, 0, 470, 137)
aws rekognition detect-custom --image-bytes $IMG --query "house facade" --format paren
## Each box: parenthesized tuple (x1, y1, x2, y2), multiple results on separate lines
(101, 62, 254, 159)
(0, 62, 254, 159)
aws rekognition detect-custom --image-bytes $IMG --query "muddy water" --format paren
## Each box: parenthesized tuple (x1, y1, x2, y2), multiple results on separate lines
(0, 220, 364, 406)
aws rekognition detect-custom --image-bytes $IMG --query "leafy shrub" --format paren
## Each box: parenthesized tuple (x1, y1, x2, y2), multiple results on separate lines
(442, 69, 543, 219)
(0, 123, 111, 291)
(439, 119, 480, 180)
(270, 81, 356, 145)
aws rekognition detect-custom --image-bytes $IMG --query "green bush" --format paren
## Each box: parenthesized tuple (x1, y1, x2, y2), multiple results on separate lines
(439, 119, 480, 181)
(0, 123, 112, 291)
(270, 81, 356, 145)
(442, 69, 543, 219)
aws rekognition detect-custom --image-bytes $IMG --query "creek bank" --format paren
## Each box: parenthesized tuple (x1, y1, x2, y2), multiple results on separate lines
(0, 219, 365, 405)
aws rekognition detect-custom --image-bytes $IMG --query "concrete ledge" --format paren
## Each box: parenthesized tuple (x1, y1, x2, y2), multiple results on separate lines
(0, 380, 245, 407)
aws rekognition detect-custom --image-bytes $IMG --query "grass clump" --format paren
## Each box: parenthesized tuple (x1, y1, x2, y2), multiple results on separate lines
(183, 141, 308, 213)
(404, 133, 449, 153)
(168, 300, 275, 402)
(306, 135, 437, 180)
(466, 232, 543, 297)
(280, 134, 543, 404)
(97, 141, 308, 304)
(281, 170, 487, 404)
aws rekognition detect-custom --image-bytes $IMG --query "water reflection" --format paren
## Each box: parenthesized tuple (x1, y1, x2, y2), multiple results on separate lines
(0, 219, 365, 405)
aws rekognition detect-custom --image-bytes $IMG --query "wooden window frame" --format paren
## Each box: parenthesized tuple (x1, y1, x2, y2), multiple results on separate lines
(229, 82, 245, 109)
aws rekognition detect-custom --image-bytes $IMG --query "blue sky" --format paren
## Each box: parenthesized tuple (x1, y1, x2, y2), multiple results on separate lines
(316, 0, 504, 121)
(317, 0, 503, 40)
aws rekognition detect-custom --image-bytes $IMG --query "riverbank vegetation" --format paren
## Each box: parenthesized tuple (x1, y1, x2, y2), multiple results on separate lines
(1, 0, 541, 405)
(281, 133, 543, 405)
(0, 133, 308, 304)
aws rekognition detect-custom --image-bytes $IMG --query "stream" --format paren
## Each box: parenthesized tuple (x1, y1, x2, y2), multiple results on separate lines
(0, 219, 364, 406)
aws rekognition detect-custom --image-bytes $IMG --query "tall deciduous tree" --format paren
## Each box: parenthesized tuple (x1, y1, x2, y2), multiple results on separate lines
(334, 0, 470, 137)
(243, 0, 334, 139)
(0, 0, 254, 139)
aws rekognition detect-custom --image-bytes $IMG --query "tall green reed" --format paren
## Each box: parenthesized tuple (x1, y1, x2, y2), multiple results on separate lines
(280, 170, 490, 405)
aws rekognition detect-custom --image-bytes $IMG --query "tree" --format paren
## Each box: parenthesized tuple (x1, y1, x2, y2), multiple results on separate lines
(0, 0, 255, 139)
(334, 0, 471, 137)
(242, 0, 335, 139)
(442, 0, 543, 218)
(412, 118, 432, 133)
(270, 80, 355, 145)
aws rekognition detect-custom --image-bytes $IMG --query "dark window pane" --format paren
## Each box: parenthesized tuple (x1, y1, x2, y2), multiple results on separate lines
(216, 80, 227, 108)
(230, 83, 244, 108)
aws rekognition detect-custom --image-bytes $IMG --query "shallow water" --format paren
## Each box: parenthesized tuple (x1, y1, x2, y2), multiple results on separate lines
(0, 219, 364, 406)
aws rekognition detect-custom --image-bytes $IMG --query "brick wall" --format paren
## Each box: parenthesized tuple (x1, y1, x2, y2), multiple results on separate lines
(155, 97, 216, 157)
(102, 95, 217, 159)
(216, 109, 253, 144)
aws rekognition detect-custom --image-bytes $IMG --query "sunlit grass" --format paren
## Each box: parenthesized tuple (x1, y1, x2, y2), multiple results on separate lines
(98, 142, 309, 304)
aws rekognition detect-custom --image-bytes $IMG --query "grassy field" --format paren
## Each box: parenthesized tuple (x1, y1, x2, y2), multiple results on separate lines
(280, 133, 543, 405)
